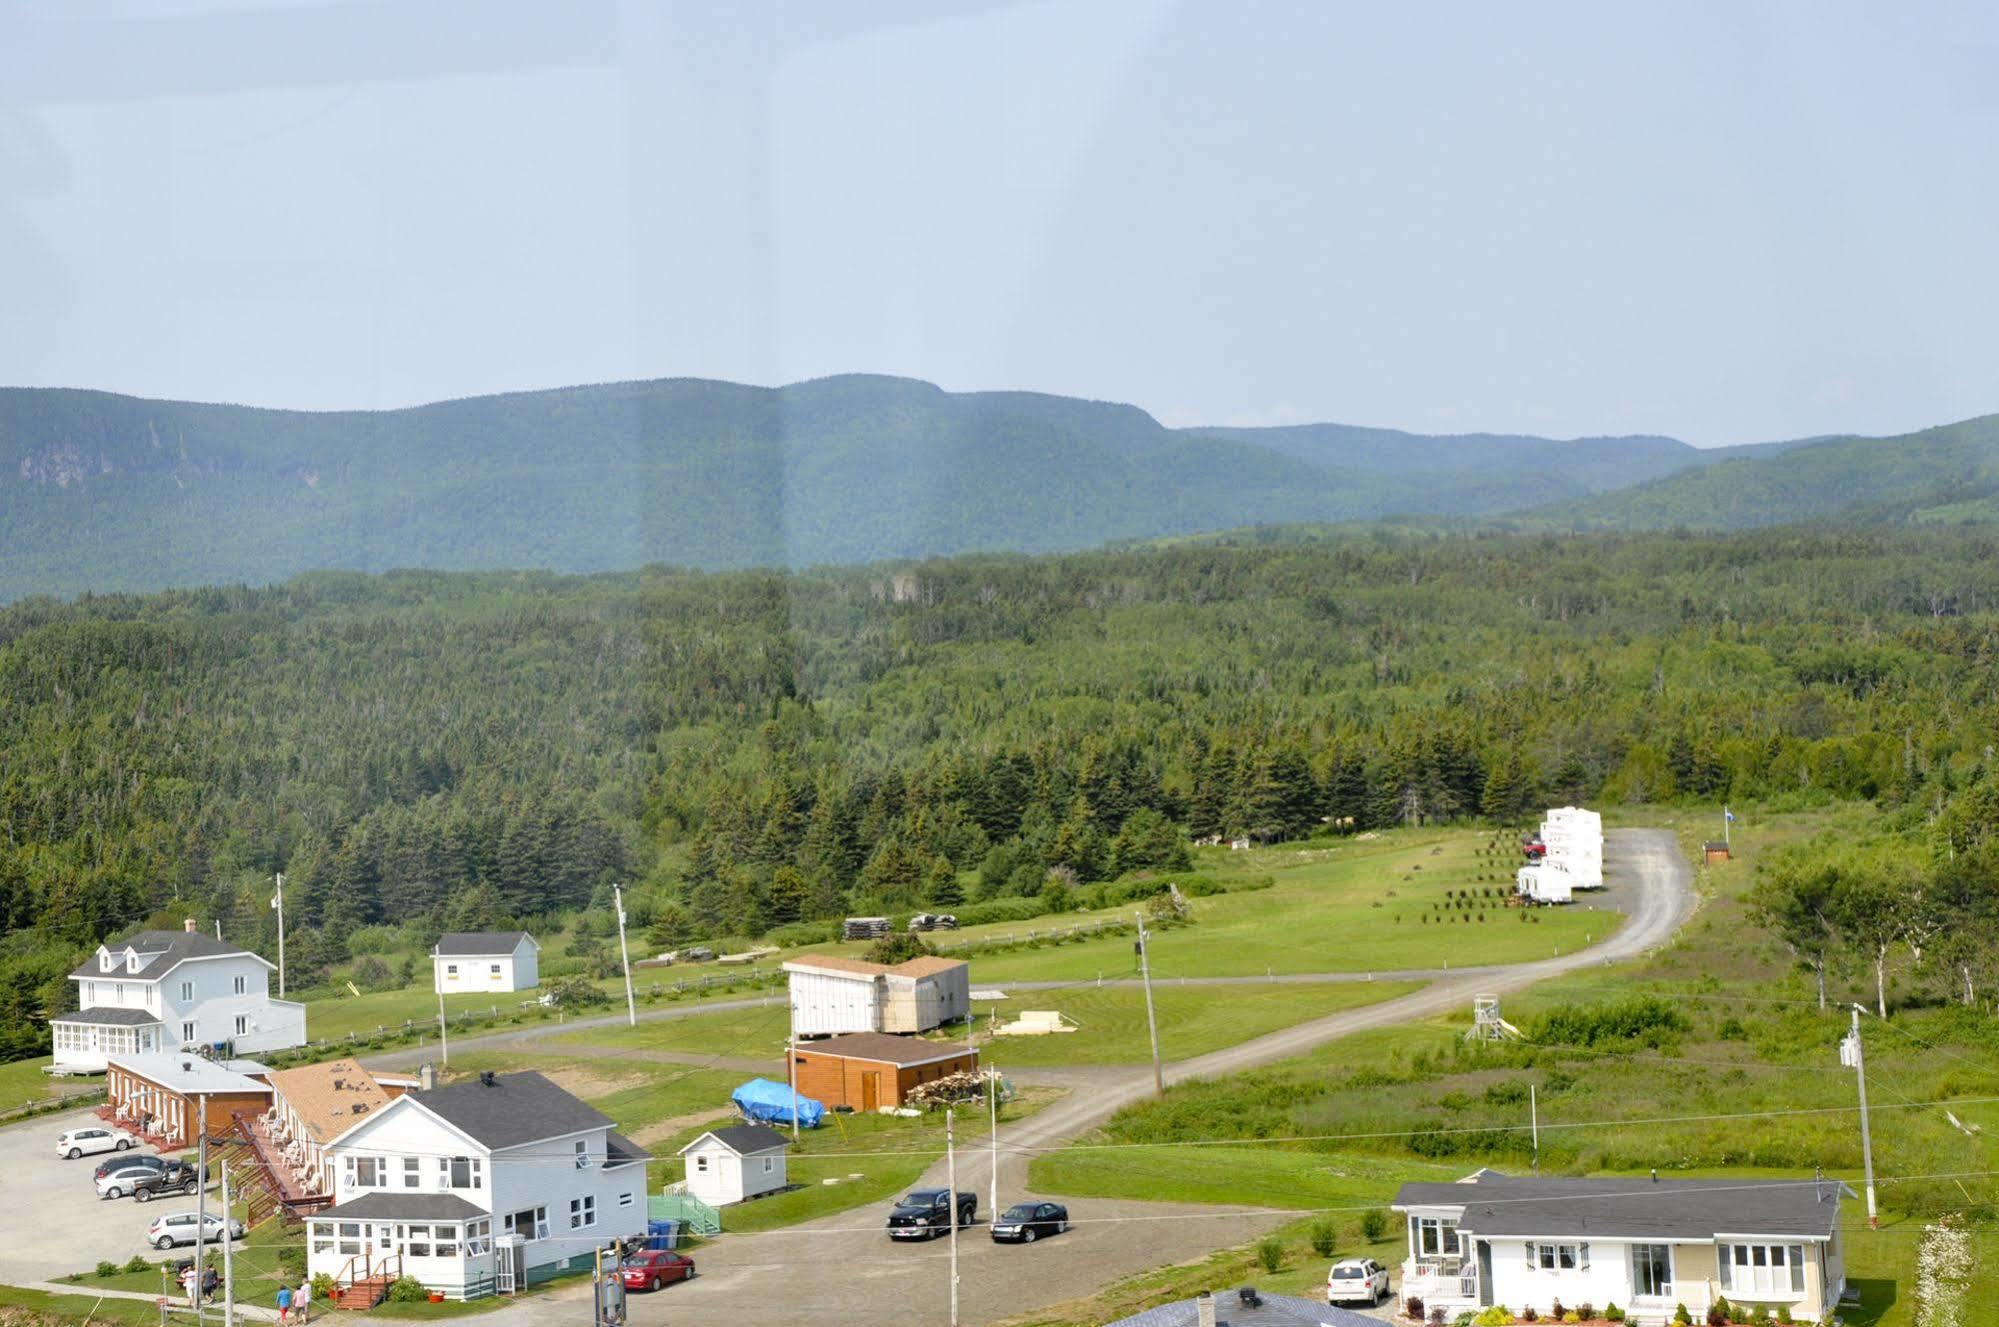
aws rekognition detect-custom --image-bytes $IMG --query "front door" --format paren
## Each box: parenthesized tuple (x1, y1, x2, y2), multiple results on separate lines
(861, 1072, 880, 1112)
(1477, 1241, 1494, 1306)
(1633, 1243, 1672, 1299)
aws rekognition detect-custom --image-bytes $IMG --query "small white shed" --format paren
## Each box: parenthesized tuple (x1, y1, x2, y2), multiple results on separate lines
(432, 931, 540, 993)
(1516, 865, 1574, 905)
(678, 1124, 790, 1206)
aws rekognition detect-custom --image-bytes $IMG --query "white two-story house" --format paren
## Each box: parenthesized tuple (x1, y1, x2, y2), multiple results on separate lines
(1393, 1170, 1852, 1326)
(307, 1070, 648, 1300)
(52, 920, 307, 1072)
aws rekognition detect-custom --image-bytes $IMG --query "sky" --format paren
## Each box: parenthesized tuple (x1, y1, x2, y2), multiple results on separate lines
(2, 0, 1996, 445)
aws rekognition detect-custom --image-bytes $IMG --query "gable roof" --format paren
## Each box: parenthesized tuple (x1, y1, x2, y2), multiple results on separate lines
(783, 954, 969, 980)
(802, 1032, 978, 1068)
(415, 1071, 611, 1150)
(679, 1124, 789, 1156)
(266, 1059, 398, 1143)
(71, 930, 271, 982)
(1106, 1291, 1380, 1327)
(1392, 1172, 1849, 1240)
(432, 931, 537, 957)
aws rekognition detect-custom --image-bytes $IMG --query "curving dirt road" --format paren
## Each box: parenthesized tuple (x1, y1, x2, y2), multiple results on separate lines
(478, 829, 1690, 1327)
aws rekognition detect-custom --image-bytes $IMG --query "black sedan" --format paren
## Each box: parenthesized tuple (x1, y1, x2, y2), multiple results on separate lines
(989, 1202, 1068, 1243)
(95, 1153, 170, 1182)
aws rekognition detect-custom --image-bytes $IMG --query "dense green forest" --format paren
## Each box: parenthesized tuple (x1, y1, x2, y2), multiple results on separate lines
(5, 525, 1999, 1057)
(0, 376, 1878, 600)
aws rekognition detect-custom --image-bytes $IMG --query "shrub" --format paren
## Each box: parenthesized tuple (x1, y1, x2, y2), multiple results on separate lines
(123, 1255, 150, 1274)
(1706, 1302, 1729, 1326)
(1256, 1236, 1284, 1273)
(1532, 995, 1691, 1046)
(1456, 1314, 1477, 1327)
(542, 975, 610, 1009)
(1551, 1300, 1565, 1320)
(1521, 1308, 1538, 1323)
(1605, 1306, 1625, 1323)
(1672, 1308, 1692, 1326)
(1750, 1308, 1772, 1325)
(1472, 1308, 1516, 1326)
(94, 1261, 120, 1278)
(1405, 1296, 1426, 1320)
(1310, 1220, 1339, 1258)
(1575, 1305, 1594, 1322)
(1361, 1208, 1389, 1242)
(1430, 1310, 1447, 1327)
(312, 1273, 337, 1300)
(1775, 1308, 1793, 1326)
(1564, 1316, 1580, 1325)
(385, 1276, 431, 1303)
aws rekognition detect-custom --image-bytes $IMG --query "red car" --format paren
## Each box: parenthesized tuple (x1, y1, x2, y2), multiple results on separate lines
(619, 1250, 695, 1291)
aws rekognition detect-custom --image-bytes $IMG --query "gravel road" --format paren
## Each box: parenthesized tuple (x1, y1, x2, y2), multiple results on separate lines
(473, 829, 1692, 1327)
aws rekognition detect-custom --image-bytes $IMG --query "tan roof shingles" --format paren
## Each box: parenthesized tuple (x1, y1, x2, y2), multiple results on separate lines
(266, 1058, 397, 1143)
(888, 956, 966, 978)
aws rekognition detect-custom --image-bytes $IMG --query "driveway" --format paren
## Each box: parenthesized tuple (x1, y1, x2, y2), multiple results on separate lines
(476, 829, 1693, 1327)
(0, 1106, 231, 1285)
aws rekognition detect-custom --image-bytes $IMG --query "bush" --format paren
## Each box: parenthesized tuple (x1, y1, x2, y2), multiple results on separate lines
(1775, 1308, 1793, 1326)
(1708, 1297, 1732, 1325)
(1575, 1305, 1594, 1322)
(863, 933, 935, 965)
(311, 1273, 337, 1300)
(1529, 995, 1689, 1047)
(94, 1261, 119, 1278)
(1310, 1220, 1338, 1258)
(1564, 1316, 1580, 1325)
(123, 1255, 150, 1274)
(1472, 1309, 1515, 1326)
(1520, 1309, 1538, 1323)
(1672, 1308, 1692, 1326)
(1604, 1306, 1625, 1323)
(385, 1276, 431, 1303)
(1360, 1208, 1389, 1242)
(542, 975, 611, 1009)
(1430, 1310, 1447, 1327)
(1255, 1236, 1284, 1273)
(1405, 1296, 1425, 1320)
(1550, 1302, 1565, 1321)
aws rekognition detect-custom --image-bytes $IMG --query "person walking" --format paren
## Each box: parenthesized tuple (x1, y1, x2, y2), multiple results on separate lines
(276, 1283, 292, 1325)
(293, 1277, 312, 1325)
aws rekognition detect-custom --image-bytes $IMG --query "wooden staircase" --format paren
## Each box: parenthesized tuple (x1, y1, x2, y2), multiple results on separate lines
(334, 1275, 392, 1311)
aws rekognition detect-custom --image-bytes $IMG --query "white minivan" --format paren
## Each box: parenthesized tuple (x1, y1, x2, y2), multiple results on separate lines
(56, 1125, 138, 1160)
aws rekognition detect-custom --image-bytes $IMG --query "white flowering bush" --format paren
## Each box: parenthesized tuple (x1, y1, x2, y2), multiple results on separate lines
(1914, 1214, 1972, 1327)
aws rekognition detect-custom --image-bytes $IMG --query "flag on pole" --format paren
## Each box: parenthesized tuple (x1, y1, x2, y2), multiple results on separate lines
(1724, 807, 1736, 823)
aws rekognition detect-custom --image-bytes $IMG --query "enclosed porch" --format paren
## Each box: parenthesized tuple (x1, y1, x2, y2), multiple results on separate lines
(308, 1194, 498, 1302)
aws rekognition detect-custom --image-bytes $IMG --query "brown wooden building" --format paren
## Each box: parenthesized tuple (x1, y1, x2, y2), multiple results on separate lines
(1703, 841, 1733, 863)
(791, 1032, 979, 1111)
(105, 1053, 271, 1147)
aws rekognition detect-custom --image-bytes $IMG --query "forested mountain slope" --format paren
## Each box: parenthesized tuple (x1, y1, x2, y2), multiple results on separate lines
(5, 526, 1999, 1053)
(2, 376, 1769, 599)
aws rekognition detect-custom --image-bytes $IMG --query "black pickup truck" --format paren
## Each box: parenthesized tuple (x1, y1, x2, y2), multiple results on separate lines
(886, 1188, 977, 1239)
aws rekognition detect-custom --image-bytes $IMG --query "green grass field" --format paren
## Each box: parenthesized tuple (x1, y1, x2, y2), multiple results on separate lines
(962, 830, 1617, 982)
(0, 1055, 100, 1117)
(542, 1001, 790, 1059)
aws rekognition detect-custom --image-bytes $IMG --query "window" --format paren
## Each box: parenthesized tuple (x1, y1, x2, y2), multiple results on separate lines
(1718, 1243, 1806, 1297)
(1529, 1242, 1585, 1271)
(695, 1155, 709, 1172)
(447, 1156, 479, 1189)
(490, 964, 502, 975)
(1411, 1216, 1461, 1257)
(310, 1223, 334, 1256)
(403, 1157, 421, 1188)
(504, 1207, 549, 1240)
(181, 1021, 196, 1043)
(618, 1192, 634, 1208)
(569, 1195, 596, 1230)
(435, 1226, 459, 1258)
(180, 981, 193, 1002)
(446, 964, 458, 976)
(763, 1157, 774, 1173)
(114, 982, 125, 1002)
(574, 1139, 591, 1169)
(1633, 1244, 1672, 1298)
(347, 1155, 385, 1188)
(337, 1222, 362, 1257)
(233, 975, 246, 995)
(406, 1225, 431, 1258)
(466, 1220, 491, 1256)
(234, 1015, 248, 1036)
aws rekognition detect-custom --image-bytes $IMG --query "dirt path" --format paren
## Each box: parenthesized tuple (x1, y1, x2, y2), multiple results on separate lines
(478, 829, 1692, 1327)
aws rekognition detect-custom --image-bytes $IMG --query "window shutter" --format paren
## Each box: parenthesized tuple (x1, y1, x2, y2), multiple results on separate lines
(1524, 1241, 1535, 1267)
(1579, 1242, 1590, 1271)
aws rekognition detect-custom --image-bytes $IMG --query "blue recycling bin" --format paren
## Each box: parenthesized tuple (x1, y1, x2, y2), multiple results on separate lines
(644, 1219, 680, 1251)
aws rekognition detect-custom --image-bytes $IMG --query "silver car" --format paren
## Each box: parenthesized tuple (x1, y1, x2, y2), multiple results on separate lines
(148, 1211, 244, 1250)
(97, 1160, 166, 1200)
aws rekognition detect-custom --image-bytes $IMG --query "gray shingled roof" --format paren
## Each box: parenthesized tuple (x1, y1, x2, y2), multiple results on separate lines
(417, 1071, 610, 1150)
(317, 1193, 488, 1222)
(806, 1032, 977, 1067)
(432, 931, 535, 957)
(51, 1007, 166, 1026)
(605, 1131, 650, 1169)
(71, 931, 268, 982)
(1393, 1173, 1848, 1240)
(681, 1124, 789, 1156)
(1107, 1291, 1380, 1327)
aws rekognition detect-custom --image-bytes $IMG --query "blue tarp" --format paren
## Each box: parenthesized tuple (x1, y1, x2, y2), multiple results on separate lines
(730, 1077, 824, 1129)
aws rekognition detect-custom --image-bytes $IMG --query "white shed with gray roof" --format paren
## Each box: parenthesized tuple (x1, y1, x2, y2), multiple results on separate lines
(431, 931, 539, 993)
(677, 1124, 790, 1207)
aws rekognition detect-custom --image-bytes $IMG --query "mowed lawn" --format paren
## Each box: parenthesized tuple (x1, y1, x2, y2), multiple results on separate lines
(300, 973, 782, 1043)
(0, 1055, 100, 1115)
(973, 981, 1422, 1068)
(545, 1001, 792, 1060)
(971, 831, 1617, 982)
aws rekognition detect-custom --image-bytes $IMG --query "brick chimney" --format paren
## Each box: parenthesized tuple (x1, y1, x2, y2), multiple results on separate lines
(183, 918, 198, 933)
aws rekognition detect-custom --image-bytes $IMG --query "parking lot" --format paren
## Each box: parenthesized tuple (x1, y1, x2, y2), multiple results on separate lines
(0, 1106, 233, 1286)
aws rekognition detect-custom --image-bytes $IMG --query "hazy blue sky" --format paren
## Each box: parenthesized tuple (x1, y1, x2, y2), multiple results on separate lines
(3, 1, 1995, 444)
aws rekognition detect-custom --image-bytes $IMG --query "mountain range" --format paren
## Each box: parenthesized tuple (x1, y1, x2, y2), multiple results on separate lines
(3, 374, 1995, 600)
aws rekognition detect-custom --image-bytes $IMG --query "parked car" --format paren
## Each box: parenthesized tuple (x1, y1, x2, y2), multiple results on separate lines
(886, 1188, 977, 1239)
(148, 1211, 243, 1250)
(97, 1160, 171, 1200)
(56, 1125, 137, 1159)
(95, 1152, 170, 1182)
(135, 1161, 206, 1203)
(1325, 1258, 1390, 1305)
(989, 1201, 1068, 1243)
(906, 913, 960, 932)
(619, 1250, 695, 1291)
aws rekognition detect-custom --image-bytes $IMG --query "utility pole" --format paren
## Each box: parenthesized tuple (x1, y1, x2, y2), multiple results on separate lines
(194, 1094, 209, 1320)
(988, 1062, 999, 1220)
(1530, 1084, 1539, 1175)
(270, 873, 286, 998)
(785, 996, 800, 1143)
(220, 1160, 236, 1327)
(613, 884, 637, 1028)
(437, 987, 449, 1068)
(1843, 1006, 1879, 1227)
(1134, 912, 1164, 1097)
(946, 1108, 960, 1327)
